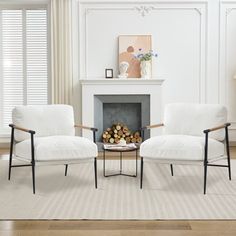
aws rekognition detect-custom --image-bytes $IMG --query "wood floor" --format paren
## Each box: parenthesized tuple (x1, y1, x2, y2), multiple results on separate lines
(1, 147, 236, 236)
(1, 220, 236, 236)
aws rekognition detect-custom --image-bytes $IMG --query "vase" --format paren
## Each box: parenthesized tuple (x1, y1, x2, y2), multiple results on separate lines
(140, 60, 151, 79)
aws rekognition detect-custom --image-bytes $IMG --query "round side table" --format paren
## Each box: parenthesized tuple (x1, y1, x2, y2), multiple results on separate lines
(103, 144, 139, 177)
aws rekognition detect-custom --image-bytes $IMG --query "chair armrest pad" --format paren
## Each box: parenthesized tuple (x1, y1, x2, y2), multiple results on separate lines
(9, 124, 36, 134)
(141, 123, 164, 130)
(203, 123, 231, 133)
(74, 124, 98, 132)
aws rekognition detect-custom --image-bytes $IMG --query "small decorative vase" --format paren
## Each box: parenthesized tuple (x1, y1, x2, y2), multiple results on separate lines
(140, 60, 151, 79)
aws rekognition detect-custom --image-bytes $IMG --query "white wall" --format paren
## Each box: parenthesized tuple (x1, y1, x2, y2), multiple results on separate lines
(73, 0, 236, 140)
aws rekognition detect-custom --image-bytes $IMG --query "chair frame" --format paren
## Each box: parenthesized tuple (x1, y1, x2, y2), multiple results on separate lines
(8, 124, 98, 194)
(140, 122, 231, 194)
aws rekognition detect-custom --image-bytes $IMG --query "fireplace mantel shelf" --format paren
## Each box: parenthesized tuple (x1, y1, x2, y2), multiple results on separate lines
(80, 77, 165, 85)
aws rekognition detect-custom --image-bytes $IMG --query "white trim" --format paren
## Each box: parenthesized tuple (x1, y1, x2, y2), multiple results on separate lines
(0, 4, 48, 10)
(80, 78, 165, 85)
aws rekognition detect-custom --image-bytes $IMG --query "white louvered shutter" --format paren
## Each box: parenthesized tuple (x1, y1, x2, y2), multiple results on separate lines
(1, 10, 24, 128)
(26, 9, 48, 105)
(0, 8, 48, 134)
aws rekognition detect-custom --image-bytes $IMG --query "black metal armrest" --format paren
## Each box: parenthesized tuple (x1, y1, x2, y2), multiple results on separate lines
(74, 124, 98, 143)
(9, 124, 36, 134)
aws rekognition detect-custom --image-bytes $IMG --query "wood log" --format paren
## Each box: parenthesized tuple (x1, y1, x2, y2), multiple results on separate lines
(136, 137, 142, 143)
(109, 138, 114, 143)
(123, 126, 128, 133)
(125, 137, 131, 143)
(103, 138, 109, 143)
(134, 132, 140, 138)
(131, 137, 136, 143)
(118, 130, 123, 136)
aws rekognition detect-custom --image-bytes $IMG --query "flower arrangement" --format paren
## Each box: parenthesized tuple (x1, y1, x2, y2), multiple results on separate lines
(135, 48, 158, 61)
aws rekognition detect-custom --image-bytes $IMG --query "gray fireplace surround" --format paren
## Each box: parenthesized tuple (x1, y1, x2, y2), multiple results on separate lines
(94, 95, 150, 142)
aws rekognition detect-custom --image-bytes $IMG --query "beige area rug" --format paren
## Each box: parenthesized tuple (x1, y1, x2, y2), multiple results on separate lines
(0, 158, 236, 219)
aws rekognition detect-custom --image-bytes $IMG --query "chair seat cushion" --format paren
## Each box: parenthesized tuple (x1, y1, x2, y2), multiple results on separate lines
(15, 136, 98, 162)
(140, 135, 224, 161)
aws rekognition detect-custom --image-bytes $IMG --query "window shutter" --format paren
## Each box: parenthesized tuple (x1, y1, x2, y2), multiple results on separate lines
(1, 10, 24, 128)
(0, 8, 48, 133)
(26, 9, 48, 105)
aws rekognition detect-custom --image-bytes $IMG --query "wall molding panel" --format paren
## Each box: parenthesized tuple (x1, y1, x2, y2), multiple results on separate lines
(219, 2, 236, 131)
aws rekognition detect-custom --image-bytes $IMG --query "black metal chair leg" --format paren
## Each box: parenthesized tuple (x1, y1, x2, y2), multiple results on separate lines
(225, 126, 231, 180)
(8, 150, 13, 181)
(170, 164, 174, 176)
(8, 127, 14, 180)
(203, 164, 207, 195)
(227, 158, 231, 181)
(30, 133, 36, 194)
(94, 157, 97, 189)
(140, 157, 143, 189)
(8, 160, 12, 180)
(32, 163, 35, 194)
(65, 164, 68, 176)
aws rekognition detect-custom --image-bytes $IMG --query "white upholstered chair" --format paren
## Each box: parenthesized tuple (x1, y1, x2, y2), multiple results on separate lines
(8, 105, 98, 194)
(140, 103, 231, 194)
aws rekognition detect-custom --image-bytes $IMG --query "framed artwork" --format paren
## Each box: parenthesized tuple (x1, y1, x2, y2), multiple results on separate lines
(105, 69, 113, 78)
(118, 35, 152, 78)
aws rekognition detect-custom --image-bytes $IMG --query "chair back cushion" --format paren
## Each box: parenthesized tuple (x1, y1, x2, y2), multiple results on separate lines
(163, 103, 227, 141)
(12, 105, 75, 142)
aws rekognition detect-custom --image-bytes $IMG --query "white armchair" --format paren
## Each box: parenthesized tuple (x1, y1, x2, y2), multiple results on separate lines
(8, 105, 98, 194)
(140, 103, 231, 194)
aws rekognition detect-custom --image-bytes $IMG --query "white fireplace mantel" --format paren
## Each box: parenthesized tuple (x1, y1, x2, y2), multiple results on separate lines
(80, 78, 165, 85)
(81, 78, 165, 140)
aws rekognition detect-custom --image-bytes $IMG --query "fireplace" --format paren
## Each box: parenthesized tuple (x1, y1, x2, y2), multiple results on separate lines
(94, 95, 150, 142)
(80, 78, 164, 142)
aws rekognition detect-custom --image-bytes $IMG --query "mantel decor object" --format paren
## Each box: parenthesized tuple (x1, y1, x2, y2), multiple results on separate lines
(118, 61, 129, 78)
(135, 49, 158, 79)
(105, 69, 113, 78)
(140, 60, 151, 79)
(119, 35, 152, 78)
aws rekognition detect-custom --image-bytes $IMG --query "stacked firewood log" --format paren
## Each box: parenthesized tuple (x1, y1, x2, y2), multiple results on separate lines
(102, 123, 142, 144)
